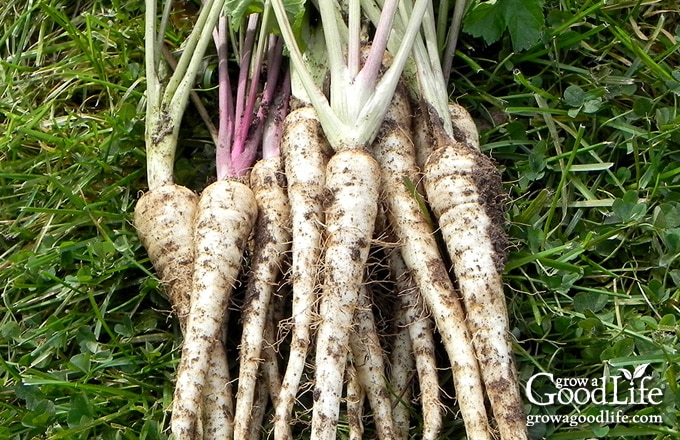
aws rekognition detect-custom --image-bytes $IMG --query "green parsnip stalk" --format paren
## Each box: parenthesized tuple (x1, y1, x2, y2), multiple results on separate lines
(270, 2, 433, 438)
(144, 0, 224, 190)
(270, 0, 431, 150)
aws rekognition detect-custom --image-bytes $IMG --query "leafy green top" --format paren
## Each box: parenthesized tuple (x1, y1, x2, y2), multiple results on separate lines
(463, 0, 544, 52)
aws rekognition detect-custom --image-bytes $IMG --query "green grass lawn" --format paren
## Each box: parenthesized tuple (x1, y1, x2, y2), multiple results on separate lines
(1, 1, 678, 439)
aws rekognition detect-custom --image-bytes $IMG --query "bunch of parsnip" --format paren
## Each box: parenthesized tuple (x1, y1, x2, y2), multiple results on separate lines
(134, 0, 529, 439)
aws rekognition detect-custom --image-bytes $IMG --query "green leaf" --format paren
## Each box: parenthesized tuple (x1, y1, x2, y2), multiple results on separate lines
(67, 393, 94, 428)
(633, 97, 654, 116)
(70, 353, 92, 373)
(462, 3, 505, 46)
(226, 0, 265, 29)
(501, 0, 545, 51)
(582, 97, 603, 113)
(227, 0, 305, 33)
(463, 0, 545, 52)
(611, 190, 647, 223)
(573, 291, 608, 313)
(564, 85, 585, 107)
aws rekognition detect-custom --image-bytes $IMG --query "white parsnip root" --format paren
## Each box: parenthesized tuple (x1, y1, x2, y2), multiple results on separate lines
(275, 106, 331, 440)
(234, 156, 291, 439)
(349, 286, 395, 440)
(373, 88, 492, 439)
(387, 285, 415, 440)
(134, 184, 198, 326)
(424, 130, 528, 440)
(312, 149, 380, 440)
(171, 180, 257, 440)
(202, 343, 234, 439)
(388, 248, 442, 440)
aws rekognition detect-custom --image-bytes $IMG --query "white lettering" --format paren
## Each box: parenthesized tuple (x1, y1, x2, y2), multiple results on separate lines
(525, 372, 554, 406)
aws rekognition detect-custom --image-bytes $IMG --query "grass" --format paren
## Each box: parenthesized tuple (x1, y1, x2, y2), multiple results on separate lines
(0, 0, 678, 439)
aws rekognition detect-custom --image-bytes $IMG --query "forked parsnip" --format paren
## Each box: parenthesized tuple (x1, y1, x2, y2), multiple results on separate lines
(312, 149, 380, 440)
(134, 185, 235, 439)
(424, 127, 528, 440)
(171, 180, 258, 440)
(349, 285, 396, 440)
(234, 156, 291, 439)
(274, 106, 331, 440)
(137, 2, 238, 437)
(388, 249, 442, 440)
(371, 87, 491, 440)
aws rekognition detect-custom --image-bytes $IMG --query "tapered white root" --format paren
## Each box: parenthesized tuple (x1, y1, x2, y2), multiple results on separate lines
(346, 361, 365, 440)
(171, 180, 258, 440)
(275, 107, 331, 440)
(424, 136, 528, 440)
(387, 293, 415, 440)
(202, 343, 234, 439)
(388, 248, 441, 440)
(234, 157, 291, 439)
(373, 88, 492, 440)
(311, 149, 380, 440)
(349, 286, 396, 440)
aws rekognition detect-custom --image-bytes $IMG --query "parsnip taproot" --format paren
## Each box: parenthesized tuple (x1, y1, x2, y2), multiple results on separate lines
(372, 87, 492, 440)
(134, 184, 197, 327)
(274, 106, 331, 440)
(171, 180, 258, 440)
(202, 343, 234, 439)
(311, 149, 380, 440)
(346, 361, 365, 440)
(234, 156, 291, 439)
(388, 248, 441, 440)
(424, 130, 528, 440)
(349, 285, 396, 440)
(387, 282, 415, 440)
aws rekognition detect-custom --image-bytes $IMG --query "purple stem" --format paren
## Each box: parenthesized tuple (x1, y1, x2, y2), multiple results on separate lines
(232, 36, 286, 175)
(231, 14, 259, 151)
(215, 14, 235, 181)
(262, 67, 291, 159)
(354, 0, 399, 91)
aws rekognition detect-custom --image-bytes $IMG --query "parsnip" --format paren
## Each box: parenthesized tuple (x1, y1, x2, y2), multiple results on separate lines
(372, 87, 492, 439)
(275, 106, 331, 440)
(424, 130, 528, 440)
(234, 156, 291, 439)
(387, 278, 415, 440)
(388, 248, 441, 440)
(171, 180, 258, 440)
(134, 184, 197, 327)
(349, 286, 396, 440)
(346, 361, 365, 440)
(311, 149, 380, 440)
(202, 343, 234, 439)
